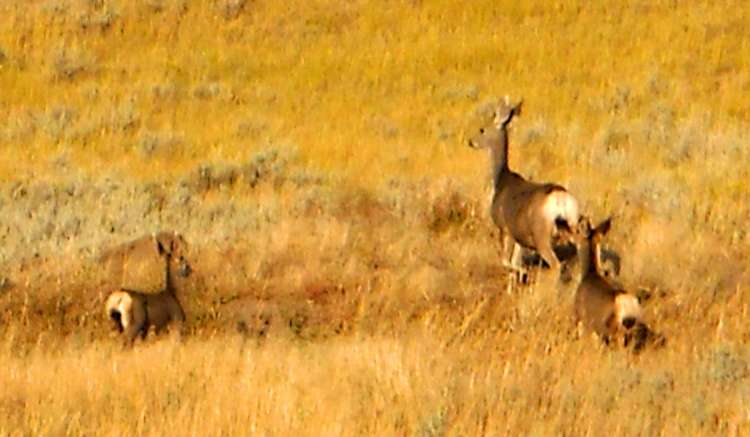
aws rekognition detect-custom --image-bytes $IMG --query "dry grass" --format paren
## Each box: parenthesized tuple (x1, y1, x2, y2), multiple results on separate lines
(1, 0, 750, 435)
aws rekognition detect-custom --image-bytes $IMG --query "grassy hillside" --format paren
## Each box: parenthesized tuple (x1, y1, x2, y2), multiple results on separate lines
(2, 1, 749, 185)
(1, 0, 749, 434)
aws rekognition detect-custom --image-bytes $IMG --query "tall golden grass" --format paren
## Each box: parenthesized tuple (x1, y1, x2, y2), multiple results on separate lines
(2, 291, 750, 435)
(1, 0, 749, 434)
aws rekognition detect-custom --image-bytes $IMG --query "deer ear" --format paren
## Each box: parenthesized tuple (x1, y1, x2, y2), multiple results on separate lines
(604, 312, 618, 331)
(156, 240, 167, 255)
(577, 216, 592, 236)
(513, 99, 523, 116)
(496, 95, 514, 112)
(493, 97, 505, 116)
(597, 217, 613, 235)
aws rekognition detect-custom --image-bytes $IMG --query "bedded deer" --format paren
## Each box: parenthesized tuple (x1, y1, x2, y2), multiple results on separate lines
(574, 217, 662, 350)
(104, 232, 190, 344)
(468, 97, 579, 278)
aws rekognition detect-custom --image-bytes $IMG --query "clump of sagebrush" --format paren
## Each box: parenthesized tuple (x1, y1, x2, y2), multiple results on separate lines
(183, 147, 308, 194)
(50, 46, 98, 82)
(217, 0, 247, 20)
(77, 2, 119, 32)
(426, 187, 478, 234)
(441, 83, 480, 102)
(151, 81, 181, 101)
(519, 117, 549, 146)
(704, 343, 749, 387)
(137, 130, 184, 158)
(38, 106, 78, 142)
(192, 82, 226, 100)
(106, 102, 140, 134)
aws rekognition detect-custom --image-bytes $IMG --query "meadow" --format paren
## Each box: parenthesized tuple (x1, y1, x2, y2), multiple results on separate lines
(1, 0, 750, 434)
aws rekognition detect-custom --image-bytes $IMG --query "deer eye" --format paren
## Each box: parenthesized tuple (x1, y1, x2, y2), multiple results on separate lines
(479, 128, 485, 134)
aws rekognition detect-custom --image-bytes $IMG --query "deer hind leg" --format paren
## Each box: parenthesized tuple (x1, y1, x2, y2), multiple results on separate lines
(537, 241, 560, 271)
(533, 221, 561, 274)
(125, 300, 147, 344)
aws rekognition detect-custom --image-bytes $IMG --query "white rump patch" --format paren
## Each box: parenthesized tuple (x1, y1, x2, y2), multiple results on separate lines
(614, 293, 642, 325)
(542, 190, 579, 227)
(105, 291, 134, 329)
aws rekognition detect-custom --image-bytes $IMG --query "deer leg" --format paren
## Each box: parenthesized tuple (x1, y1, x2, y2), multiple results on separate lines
(498, 231, 528, 285)
(168, 299, 186, 341)
(125, 301, 147, 345)
(537, 241, 560, 272)
(509, 242, 530, 284)
(535, 229, 561, 275)
(500, 233, 524, 271)
(509, 242, 521, 268)
(124, 321, 144, 345)
(531, 219, 562, 274)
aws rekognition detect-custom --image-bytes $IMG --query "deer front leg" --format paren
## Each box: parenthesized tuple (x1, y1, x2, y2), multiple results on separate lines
(500, 232, 528, 285)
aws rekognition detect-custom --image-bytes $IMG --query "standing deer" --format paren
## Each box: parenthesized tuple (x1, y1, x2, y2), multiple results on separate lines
(468, 97, 579, 278)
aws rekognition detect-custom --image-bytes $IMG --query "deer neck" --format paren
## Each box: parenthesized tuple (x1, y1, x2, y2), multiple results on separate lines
(490, 127, 511, 190)
(592, 241, 604, 275)
(586, 238, 604, 275)
(164, 254, 173, 293)
(579, 238, 599, 276)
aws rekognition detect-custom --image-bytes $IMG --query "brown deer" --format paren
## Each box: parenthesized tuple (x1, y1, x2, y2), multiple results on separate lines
(104, 233, 190, 344)
(574, 218, 662, 350)
(468, 97, 579, 277)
